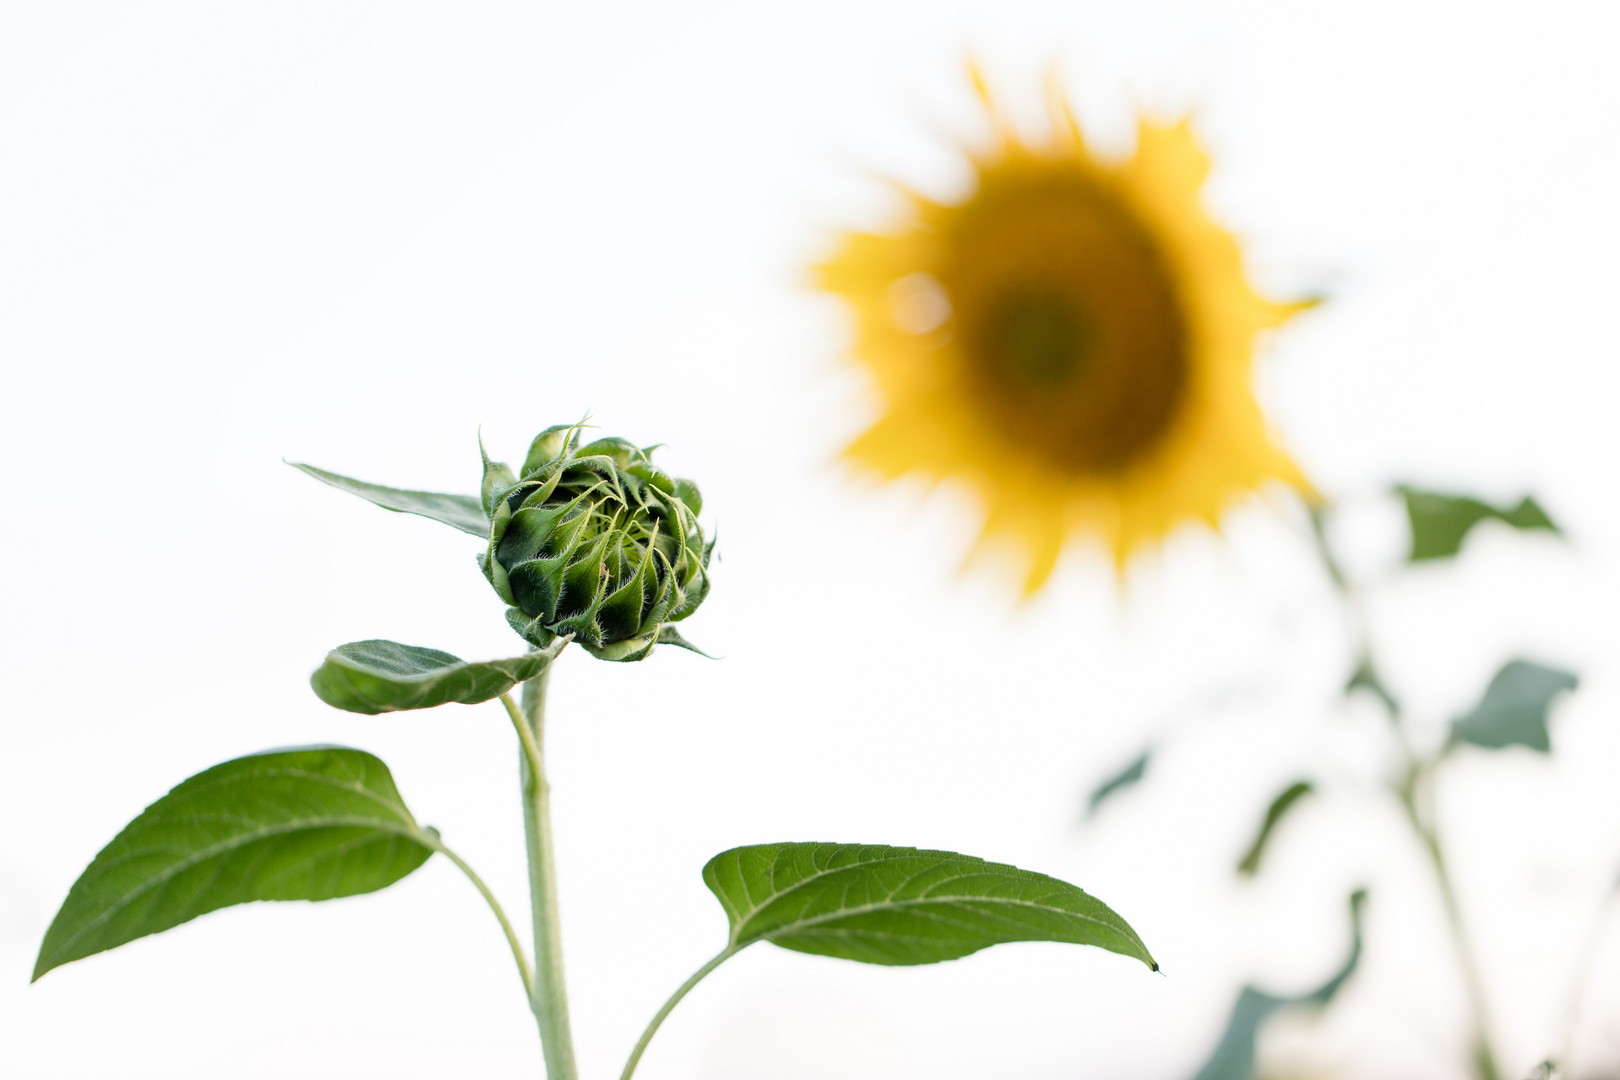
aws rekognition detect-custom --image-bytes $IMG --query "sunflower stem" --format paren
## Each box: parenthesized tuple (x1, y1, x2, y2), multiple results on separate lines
(1397, 764, 1502, 1080)
(509, 670, 578, 1080)
(1309, 502, 1502, 1080)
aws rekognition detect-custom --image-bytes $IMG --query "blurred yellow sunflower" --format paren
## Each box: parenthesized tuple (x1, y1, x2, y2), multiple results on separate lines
(817, 72, 1312, 593)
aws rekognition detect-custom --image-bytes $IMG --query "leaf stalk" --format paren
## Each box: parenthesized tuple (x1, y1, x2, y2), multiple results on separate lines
(420, 833, 535, 1002)
(620, 947, 739, 1080)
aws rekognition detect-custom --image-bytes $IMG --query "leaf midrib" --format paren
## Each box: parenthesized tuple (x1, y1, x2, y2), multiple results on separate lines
(730, 849, 1029, 923)
(725, 849, 1129, 950)
(332, 654, 535, 686)
(737, 891, 1128, 949)
(727, 850, 964, 921)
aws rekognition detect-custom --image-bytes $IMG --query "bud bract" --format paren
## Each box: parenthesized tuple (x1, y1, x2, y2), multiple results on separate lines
(480, 424, 712, 662)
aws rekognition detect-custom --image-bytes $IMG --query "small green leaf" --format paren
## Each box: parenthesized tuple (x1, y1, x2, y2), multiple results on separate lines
(1297, 889, 1366, 1007)
(478, 435, 518, 518)
(702, 842, 1155, 969)
(1450, 659, 1578, 753)
(1236, 781, 1315, 877)
(1086, 748, 1151, 818)
(1189, 890, 1366, 1080)
(655, 624, 714, 658)
(311, 637, 569, 714)
(34, 747, 434, 981)
(290, 461, 488, 537)
(1397, 486, 1560, 562)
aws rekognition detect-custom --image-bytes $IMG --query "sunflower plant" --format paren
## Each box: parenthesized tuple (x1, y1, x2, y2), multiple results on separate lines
(822, 71, 1600, 1080)
(29, 420, 1159, 1079)
(1089, 491, 1584, 1080)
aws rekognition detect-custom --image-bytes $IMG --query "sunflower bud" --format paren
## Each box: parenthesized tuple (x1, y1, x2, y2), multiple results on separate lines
(480, 424, 712, 662)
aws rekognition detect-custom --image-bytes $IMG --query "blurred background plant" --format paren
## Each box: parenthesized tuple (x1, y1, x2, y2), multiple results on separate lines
(818, 63, 1607, 1080)
(4, 4, 1620, 1079)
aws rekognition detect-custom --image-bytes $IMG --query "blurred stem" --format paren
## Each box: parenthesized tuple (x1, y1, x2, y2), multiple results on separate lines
(1307, 502, 1350, 594)
(1308, 502, 1501, 1080)
(1558, 885, 1618, 1078)
(503, 668, 578, 1080)
(1397, 765, 1502, 1080)
(1308, 504, 1416, 756)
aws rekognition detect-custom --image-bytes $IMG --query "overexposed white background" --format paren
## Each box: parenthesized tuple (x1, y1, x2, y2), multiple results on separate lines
(4, 2, 1620, 1078)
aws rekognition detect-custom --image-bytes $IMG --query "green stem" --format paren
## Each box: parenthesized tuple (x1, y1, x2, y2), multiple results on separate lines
(620, 947, 740, 1080)
(504, 671, 578, 1080)
(420, 832, 535, 1002)
(1307, 503, 1350, 594)
(1309, 502, 1501, 1080)
(501, 691, 545, 796)
(1398, 770, 1502, 1080)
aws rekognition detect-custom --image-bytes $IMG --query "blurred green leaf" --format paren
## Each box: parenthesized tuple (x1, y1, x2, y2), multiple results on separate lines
(1397, 486, 1559, 562)
(290, 461, 488, 537)
(1345, 657, 1399, 716)
(1190, 890, 1366, 1080)
(1236, 781, 1315, 877)
(34, 747, 433, 981)
(1086, 748, 1151, 818)
(1192, 988, 1285, 1080)
(1450, 659, 1578, 753)
(311, 637, 568, 714)
(702, 842, 1155, 969)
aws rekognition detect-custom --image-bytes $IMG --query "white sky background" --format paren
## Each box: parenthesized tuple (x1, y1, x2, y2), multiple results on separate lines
(3, 2, 1620, 1078)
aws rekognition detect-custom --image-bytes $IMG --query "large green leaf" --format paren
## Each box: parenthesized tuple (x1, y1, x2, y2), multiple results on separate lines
(1451, 659, 1579, 753)
(311, 637, 568, 714)
(290, 461, 488, 537)
(1236, 781, 1314, 877)
(1190, 890, 1366, 1080)
(1397, 486, 1559, 562)
(621, 843, 1156, 1080)
(34, 747, 434, 981)
(702, 842, 1155, 969)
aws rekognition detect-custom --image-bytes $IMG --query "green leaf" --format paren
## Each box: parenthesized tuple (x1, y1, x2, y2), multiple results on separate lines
(1192, 988, 1285, 1080)
(1086, 748, 1151, 818)
(1450, 659, 1578, 753)
(1397, 486, 1559, 562)
(1236, 781, 1315, 877)
(290, 461, 488, 538)
(621, 843, 1156, 1080)
(478, 435, 518, 518)
(655, 624, 714, 658)
(311, 637, 569, 714)
(702, 842, 1155, 969)
(34, 747, 434, 981)
(1189, 890, 1366, 1080)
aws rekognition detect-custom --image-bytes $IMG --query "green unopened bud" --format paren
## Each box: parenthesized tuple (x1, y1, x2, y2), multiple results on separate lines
(481, 423, 712, 662)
